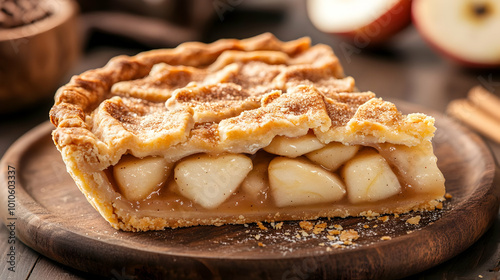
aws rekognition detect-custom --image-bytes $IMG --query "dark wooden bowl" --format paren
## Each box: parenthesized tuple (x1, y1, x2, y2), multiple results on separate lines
(0, 0, 80, 113)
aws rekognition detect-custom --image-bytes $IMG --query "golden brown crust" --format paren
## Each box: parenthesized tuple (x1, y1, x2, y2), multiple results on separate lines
(51, 33, 435, 168)
(49, 33, 440, 231)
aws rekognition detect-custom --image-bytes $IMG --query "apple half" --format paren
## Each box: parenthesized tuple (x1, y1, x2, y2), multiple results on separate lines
(412, 0, 500, 67)
(307, 0, 412, 45)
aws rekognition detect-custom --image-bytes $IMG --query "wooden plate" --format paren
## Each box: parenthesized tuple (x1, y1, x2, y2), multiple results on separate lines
(1, 102, 499, 279)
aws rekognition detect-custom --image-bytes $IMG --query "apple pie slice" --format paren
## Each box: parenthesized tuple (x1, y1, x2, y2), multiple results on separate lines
(50, 33, 445, 231)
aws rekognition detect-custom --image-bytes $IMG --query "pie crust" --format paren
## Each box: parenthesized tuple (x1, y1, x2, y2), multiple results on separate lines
(50, 33, 445, 231)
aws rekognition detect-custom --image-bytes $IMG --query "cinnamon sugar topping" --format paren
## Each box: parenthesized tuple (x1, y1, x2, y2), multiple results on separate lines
(51, 34, 437, 171)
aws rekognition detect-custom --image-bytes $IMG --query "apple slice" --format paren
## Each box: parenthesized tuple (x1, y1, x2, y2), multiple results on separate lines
(378, 143, 445, 195)
(114, 156, 171, 201)
(241, 161, 269, 200)
(174, 154, 253, 209)
(412, 0, 500, 67)
(264, 133, 325, 158)
(342, 149, 401, 204)
(269, 157, 346, 207)
(306, 143, 360, 171)
(307, 0, 412, 45)
(241, 153, 273, 200)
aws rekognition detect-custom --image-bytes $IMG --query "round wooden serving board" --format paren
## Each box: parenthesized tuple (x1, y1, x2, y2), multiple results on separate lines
(1, 102, 499, 280)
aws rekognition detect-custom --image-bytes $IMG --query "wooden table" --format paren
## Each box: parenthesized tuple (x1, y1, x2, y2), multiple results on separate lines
(1, 0, 500, 279)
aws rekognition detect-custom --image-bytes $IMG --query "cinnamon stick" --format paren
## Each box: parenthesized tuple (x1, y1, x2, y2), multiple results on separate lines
(447, 98, 500, 143)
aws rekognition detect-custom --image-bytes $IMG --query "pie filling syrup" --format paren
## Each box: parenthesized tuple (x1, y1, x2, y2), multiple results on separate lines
(105, 132, 444, 218)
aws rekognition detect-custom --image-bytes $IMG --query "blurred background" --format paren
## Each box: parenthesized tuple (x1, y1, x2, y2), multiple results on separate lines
(1, 0, 500, 279)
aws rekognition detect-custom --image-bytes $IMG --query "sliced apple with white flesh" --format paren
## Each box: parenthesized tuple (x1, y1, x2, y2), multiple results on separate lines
(412, 0, 500, 67)
(307, 0, 412, 45)
(306, 143, 360, 171)
(241, 159, 270, 200)
(174, 154, 253, 209)
(342, 149, 401, 204)
(378, 143, 445, 195)
(269, 157, 346, 207)
(264, 133, 325, 158)
(114, 156, 171, 201)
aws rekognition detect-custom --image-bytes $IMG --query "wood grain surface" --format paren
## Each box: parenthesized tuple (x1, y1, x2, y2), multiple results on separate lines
(0, 102, 498, 280)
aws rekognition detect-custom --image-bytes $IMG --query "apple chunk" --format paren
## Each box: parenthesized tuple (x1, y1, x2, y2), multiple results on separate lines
(342, 150, 401, 204)
(269, 157, 346, 207)
(306, 143, 360, 171)
(241, 156, 271, 200)
(264, 133, 325, 158)
(113, 156, 171, 201)
(174, 154, 253, 209)
(378, 143, 445, 195)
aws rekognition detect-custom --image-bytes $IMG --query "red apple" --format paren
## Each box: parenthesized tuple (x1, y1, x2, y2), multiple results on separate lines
(307, 0, 412, 46)
(412, 0, 500, 67)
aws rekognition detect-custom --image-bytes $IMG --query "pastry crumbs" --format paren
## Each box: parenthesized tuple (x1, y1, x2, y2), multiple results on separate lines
(406, 215, 421, 225)
(299, 221, 314, 231)
(436, 202, 443, 210)
(381, 236, 392, 241)
(257, 221, 268, 230)
(313, 223, 327, 234)
(339, 229, 359, 242)
(258, 242, 265, 247)
(361, 210, 380, 220)
(275, 222, 283, 229)
(445, 193, 453, 199)
(378, 216, 389, 222)
(328, 230, 341, 235)
(333, 224, 343, 230)
(363, 225, 370, 229)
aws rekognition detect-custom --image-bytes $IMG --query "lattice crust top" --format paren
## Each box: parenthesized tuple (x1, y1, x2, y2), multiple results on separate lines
(50, 33, 435, 172)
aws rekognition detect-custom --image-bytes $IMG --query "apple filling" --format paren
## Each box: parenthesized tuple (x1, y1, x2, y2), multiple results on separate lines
(108, 133, 445, 218)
